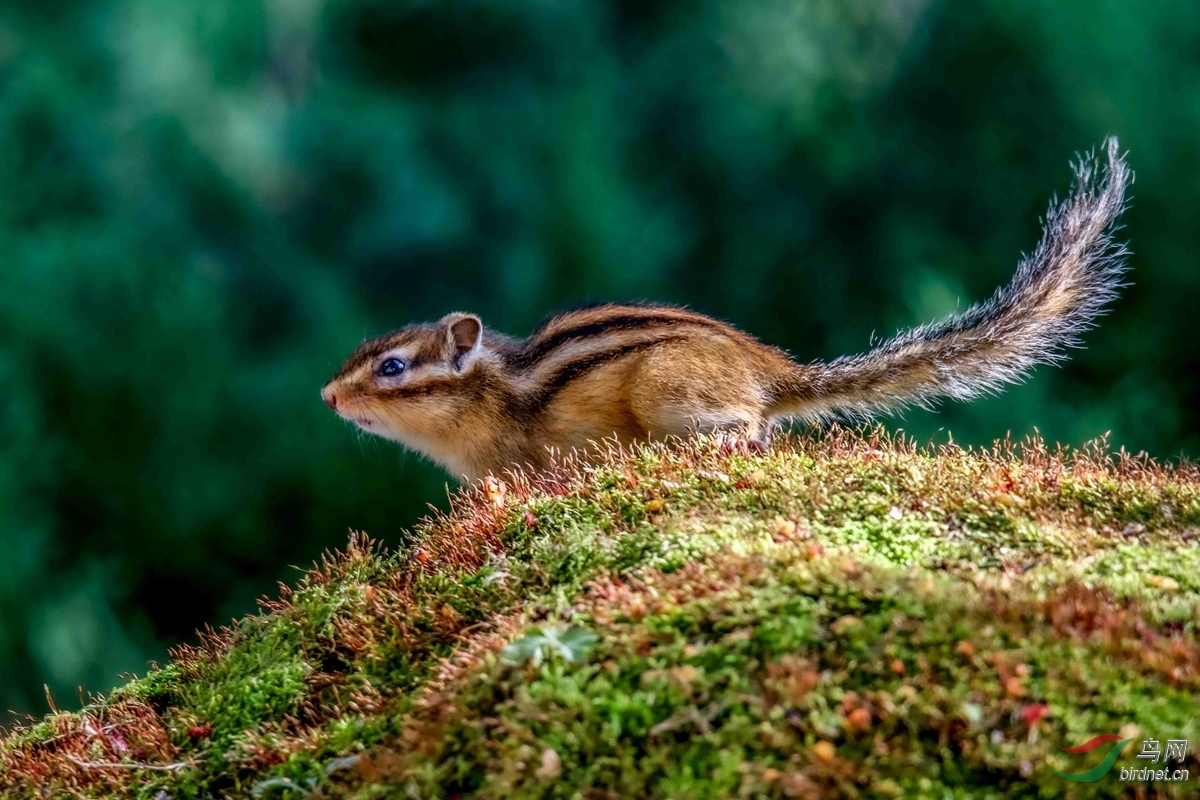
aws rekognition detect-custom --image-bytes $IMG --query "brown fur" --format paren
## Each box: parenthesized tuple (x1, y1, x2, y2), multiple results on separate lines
(323, 140, 1131, 481)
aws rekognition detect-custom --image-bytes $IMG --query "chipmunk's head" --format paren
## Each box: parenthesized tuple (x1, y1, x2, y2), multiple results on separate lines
(321, 313, 487, 463)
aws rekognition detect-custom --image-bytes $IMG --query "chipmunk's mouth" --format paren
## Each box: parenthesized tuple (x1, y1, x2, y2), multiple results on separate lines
(353, 417, 374, 428)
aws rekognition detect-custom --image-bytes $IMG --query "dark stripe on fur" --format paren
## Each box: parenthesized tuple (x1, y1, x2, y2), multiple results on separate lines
(514, 336, 686, 416)
(526, 301, 675, 338)
(374, 376, 461, 400)
(508, 311, 725, 370)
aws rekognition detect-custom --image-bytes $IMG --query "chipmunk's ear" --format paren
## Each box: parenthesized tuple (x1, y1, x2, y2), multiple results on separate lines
(443, 313, 482, 370)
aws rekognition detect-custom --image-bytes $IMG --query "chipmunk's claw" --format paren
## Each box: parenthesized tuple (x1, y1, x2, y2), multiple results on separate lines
(714, 432, 771, 458)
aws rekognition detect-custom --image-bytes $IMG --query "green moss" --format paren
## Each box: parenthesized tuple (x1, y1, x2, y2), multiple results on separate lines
(355, 553, 1197, 799)
(109, 664, 183, 705)
(184, 621, 313, 749)
(0, 721, 56, 753)
(3, 431, 1197, 799)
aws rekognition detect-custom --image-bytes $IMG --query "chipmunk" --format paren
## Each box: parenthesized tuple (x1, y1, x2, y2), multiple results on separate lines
(323, 139, 1131, 482)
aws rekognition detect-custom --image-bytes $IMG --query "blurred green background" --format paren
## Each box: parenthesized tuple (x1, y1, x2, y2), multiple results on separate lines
(1, 0, 1197, 722)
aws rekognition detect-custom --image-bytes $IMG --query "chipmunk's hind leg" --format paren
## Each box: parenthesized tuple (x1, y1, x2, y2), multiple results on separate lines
(712, 417, 777, 457)
(634, 399, 773, 454)
(627, 337, 780, 454)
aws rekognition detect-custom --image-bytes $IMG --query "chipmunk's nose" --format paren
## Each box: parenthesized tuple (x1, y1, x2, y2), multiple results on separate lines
(321, 386, 338, 410)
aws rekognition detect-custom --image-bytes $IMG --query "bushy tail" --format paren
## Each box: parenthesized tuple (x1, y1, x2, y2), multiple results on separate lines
(769, 138, 1131, 422)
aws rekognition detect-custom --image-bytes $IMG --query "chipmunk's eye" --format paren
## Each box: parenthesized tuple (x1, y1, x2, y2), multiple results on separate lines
(377, 358, 406, 377)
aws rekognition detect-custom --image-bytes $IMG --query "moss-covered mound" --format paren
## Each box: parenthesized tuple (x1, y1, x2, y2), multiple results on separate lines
(3, 429, 1199, 799)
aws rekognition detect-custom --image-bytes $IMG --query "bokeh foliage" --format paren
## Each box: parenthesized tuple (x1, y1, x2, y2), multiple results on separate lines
(0, 0, 1196, 719)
